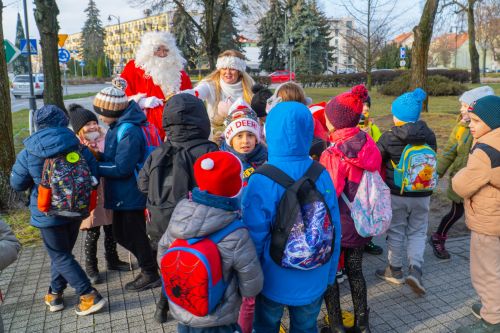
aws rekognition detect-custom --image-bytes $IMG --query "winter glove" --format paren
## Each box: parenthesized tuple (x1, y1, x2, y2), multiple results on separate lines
(139, 96, 164, 109)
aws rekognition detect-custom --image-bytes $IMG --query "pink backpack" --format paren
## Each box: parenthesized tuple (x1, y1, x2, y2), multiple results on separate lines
(341, 170, 392, 237)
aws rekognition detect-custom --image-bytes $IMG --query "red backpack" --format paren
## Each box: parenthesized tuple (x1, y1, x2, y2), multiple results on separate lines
(160, 220, 244, 316)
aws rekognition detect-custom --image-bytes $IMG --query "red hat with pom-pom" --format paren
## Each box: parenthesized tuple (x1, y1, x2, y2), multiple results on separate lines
(325, 85, 368, 129)
(194, 151, 243, 198)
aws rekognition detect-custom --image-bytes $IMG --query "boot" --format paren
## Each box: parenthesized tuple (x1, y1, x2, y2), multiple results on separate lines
(428, 233, 450, 259)
(85, 228, 102, 285)
(323, 283, 346, 333)
(103, 225, 131, 271)
(153, 298, 172, 324)
(354, 309, 371, 333)
(124, 270, 161, 292)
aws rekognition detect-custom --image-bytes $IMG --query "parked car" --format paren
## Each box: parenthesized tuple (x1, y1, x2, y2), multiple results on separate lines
(269, 70, 295, 83)
(11, 74, 44, 98)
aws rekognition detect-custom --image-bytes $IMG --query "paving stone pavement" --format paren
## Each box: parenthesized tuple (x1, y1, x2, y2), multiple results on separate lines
(0, 233, 478, 333)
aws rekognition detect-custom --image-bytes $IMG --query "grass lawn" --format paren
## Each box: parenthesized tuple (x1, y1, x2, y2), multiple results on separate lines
(5, 83, 499, 244)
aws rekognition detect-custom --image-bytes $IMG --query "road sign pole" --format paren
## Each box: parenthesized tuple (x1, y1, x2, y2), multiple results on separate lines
(23, 0, 37, 134)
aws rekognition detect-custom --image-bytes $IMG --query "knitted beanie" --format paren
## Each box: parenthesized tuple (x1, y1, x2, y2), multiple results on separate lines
(469, 95, 500, 130)
(34, 105, 69, 130)
(68, 103, 98, 134)
(391, 88, 427, 123)
(223, 99, 260, 146)
(325, 85, 368, 129)
(93, 77, 129, 117)
(459, 86, 495, 106)
(251, 84, 273, 118)
(194, 151, 243, 197)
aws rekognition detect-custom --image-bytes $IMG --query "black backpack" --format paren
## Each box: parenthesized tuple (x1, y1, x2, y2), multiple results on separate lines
(253, 161, 335, 270)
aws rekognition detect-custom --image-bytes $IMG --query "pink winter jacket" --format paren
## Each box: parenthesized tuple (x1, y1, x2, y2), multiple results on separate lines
(320, 127, 382, 248)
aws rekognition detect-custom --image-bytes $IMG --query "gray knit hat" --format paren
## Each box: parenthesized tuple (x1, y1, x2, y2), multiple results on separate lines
(93, 77, 129, 117)
(459, 86, 494, 106)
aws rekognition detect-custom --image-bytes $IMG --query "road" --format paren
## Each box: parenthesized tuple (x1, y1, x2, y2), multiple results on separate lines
(11, 83, 108, 112)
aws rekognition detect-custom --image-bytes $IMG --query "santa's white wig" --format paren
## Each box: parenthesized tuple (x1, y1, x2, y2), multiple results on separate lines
(135, 31, 187, 95)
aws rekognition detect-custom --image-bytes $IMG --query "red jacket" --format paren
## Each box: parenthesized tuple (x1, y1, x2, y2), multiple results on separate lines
(120, 60, 192, 140)
(320, 127, 382, 248)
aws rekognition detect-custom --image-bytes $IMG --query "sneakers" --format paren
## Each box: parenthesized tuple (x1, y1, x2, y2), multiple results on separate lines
(75, 288, 106, 316)
(375, 265, 404, 285)
(429, 233, 450, 260)
(336, 269, 345, 283)
(471, 303, 482, 319)
(124, 271, 161, 292)
(364, 241, 383, 255)
(456, 319, 500, 333)
(44, 289, 64, 312)
(406, 265, 426, 296)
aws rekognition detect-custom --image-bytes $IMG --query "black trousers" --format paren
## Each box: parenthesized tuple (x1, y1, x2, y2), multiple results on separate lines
(436, 202, 465, 236)
(112, 210, 156, 272)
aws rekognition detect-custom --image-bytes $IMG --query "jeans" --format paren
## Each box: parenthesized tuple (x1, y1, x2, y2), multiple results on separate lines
(253, 294, 323, 333)
(40, 222, 92, 296)
(177, 323, 241, 333)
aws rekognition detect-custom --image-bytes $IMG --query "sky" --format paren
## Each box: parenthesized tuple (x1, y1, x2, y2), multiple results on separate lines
(1, 0, 423, 46)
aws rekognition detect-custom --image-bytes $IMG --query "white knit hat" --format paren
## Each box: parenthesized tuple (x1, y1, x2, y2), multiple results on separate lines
(459, 86, 494, 106)
(223, 98, 260, 146)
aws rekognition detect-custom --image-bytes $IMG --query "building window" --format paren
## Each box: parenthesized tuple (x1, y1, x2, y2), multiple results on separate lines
(335, 29, 339, 37)
(346, 21, 352, 29)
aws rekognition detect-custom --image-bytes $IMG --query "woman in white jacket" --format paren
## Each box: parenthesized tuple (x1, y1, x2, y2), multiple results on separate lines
(186, 50, 255, 143)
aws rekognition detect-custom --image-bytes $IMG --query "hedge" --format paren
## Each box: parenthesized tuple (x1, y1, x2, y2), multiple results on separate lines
(378, 74, 468, 96)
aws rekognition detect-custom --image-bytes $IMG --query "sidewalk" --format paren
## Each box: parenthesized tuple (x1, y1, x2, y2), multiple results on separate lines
(0, 234, 478, 333)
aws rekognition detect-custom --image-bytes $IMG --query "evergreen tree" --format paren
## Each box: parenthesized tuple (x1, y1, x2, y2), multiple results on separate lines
(218, 6, 241, 52)
(257, 0, 286, 72)
(289, 0, 332, 74)
(97, 56, 105, 78)
(13, 13, 28, 75)
(81, 0, 105, 67)
(172, 5, 200, 70)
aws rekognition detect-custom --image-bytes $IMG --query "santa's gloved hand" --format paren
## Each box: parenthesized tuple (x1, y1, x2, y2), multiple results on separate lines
(140, 96, 164, 109)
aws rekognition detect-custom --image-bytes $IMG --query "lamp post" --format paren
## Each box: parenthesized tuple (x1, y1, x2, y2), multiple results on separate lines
(108, 14, 123, 73)
(23, 0, 36, 134)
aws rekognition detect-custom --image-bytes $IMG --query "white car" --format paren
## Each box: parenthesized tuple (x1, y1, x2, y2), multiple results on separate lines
(11, 74, 44, 98)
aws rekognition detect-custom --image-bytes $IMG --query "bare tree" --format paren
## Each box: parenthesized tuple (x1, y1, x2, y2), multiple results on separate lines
(409, 0, 439, 112)
(130, 0, 267, 69)
(340, 0, 401, 90)
(475, 0, 500, 74)
(429, 33, 455, 67)
(33, 0, 65, 110)
(0, 1, 16, 208)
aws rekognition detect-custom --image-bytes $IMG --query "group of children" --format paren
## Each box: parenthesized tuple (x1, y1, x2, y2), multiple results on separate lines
(9, 76, 500, 333)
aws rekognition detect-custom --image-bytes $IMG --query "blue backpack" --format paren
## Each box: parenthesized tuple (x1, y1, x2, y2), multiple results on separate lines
(117, 122, 162, 176)
(391, 144, 438, 194)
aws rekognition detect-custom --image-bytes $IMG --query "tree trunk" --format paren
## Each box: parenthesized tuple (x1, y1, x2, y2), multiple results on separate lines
(33, 0, 65, 110)
(467, 0, 480, 83)
(410, 0, 439, 112)
(0, 1, 16, 208)
(366, 0, 372, 90)
(482, 48, 487, 76)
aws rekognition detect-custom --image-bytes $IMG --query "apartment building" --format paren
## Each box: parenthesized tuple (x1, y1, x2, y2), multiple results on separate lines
(328, 17, 356, 73)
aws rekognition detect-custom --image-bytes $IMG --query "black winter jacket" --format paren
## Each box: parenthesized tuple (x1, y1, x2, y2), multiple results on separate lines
(137, 94, 219, 249)
(377, 120, 437, 197)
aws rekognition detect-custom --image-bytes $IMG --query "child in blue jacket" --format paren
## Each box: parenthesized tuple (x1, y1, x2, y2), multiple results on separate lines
(242, 101, 341, 333)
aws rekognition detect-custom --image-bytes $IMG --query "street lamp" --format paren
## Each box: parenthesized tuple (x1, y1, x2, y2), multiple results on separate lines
(108, 14, 123, 73)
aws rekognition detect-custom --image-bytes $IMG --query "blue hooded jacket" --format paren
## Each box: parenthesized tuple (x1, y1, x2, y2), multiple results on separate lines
(242, 102, 341, 306)
(98, 101, 147, 210)
(10, 105, 98, 228)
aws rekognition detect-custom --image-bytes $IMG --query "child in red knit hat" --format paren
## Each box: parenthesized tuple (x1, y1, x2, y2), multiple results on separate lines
(320, 84, 381, 333)
(157, 151, 263, 332)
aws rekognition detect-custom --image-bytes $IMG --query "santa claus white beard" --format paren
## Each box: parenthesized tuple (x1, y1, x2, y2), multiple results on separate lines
(139, 56, 182, 96)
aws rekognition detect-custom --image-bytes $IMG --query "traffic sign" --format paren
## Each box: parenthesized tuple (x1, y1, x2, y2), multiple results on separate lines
(3, 40, 21, 64)
(400, 47, 406, 59)
(58, 48, 71, 63)
(79, 60, 86, 67)
(58, 34, 68, 48)
(400, 60, 406, 67)
(20, 39, 37, 55)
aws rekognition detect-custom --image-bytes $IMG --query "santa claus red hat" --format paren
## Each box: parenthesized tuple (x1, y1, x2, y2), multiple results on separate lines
(194, 151, 243, 198)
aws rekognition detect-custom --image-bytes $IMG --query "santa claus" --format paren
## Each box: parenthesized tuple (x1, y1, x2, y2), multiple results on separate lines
(120, 31, 192, 139)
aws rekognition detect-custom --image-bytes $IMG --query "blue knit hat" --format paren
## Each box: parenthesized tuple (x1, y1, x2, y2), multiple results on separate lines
(469, 95, 500, 130)
(34, 105, 69, 130)
(391, 88, 427, 123)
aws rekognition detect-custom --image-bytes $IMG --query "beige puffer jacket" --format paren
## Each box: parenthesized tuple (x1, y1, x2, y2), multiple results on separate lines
(452, 128, 500, 236)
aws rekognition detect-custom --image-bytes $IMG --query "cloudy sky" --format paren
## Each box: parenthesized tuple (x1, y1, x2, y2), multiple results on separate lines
(2, 0, 423, 47)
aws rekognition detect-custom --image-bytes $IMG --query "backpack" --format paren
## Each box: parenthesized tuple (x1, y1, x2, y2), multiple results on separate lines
(391, 144, 438, 194)
(37, 149, 97, 218)
(160, 220, 244, 317)
(117, 122, 162, 176)
(253, 161, 335, 270)
(340, 170, 392, 237)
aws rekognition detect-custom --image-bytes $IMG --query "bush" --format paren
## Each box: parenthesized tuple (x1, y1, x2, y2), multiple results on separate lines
(378, 74, 468, 96)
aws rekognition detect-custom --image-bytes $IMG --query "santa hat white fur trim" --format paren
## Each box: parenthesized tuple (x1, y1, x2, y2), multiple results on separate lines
(216, 56, 247, 72)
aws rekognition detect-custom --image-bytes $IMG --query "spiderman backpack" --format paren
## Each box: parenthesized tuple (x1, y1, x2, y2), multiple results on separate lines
(160, 220, 245, 316)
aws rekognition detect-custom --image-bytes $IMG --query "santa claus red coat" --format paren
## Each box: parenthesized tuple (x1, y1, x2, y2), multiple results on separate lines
(121, 59, 192, 139)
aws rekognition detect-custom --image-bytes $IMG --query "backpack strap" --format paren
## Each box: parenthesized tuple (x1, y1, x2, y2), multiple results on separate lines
(252, 164, 295, 188)
(303, 161, 325, 183)
(187, 220, 246, 245)
(472, 143, 500, 168)
(340, 192, 352, 210)
(117, 122, 134, 142)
